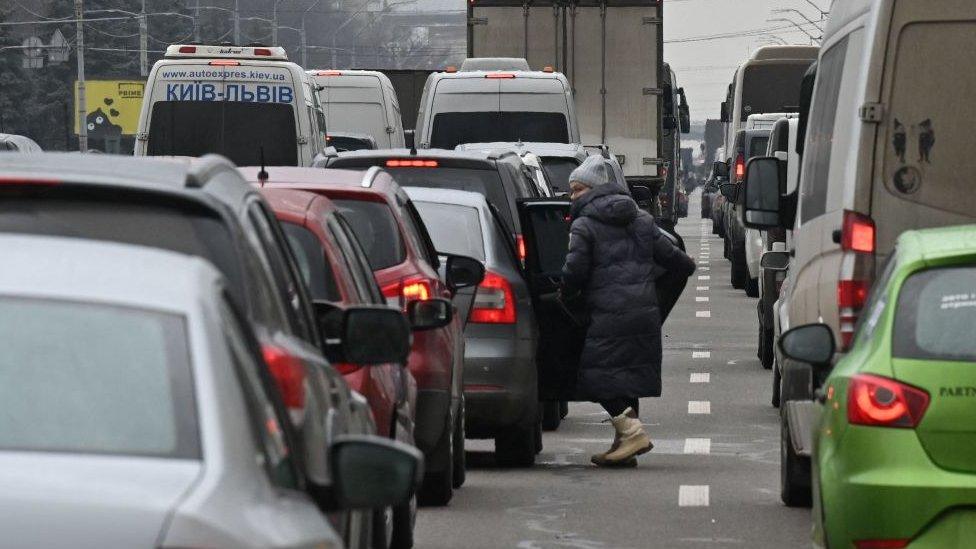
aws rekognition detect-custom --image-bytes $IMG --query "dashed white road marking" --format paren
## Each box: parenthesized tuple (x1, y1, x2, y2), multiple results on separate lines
(696, 296, 709, 302)
(696, 286, 709, 291)
(696, 310, 711, 318)
(688, 401, 711, 414)
(683, 438, 712, 455)
(698, 275, 710, 281)
(690, 373, 710, 383)
(678, 485, 710, 507)
(692, 351, 711, 359)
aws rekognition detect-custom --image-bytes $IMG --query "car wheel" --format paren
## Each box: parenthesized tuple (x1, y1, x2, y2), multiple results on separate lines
(496, 420, 537, 468)
(772, 364, 781, 408)
(541, 401, 561, 431)
(372, 506, 393, 549)
(452, 401, 466, 489)
(559, 400, 569, 419)
(730, 246, 747, 289)
(781, 419, 812, 507)
(745, 277, 759, 298)
(417, 418, 453, 507)
(760, 325, 774, 370)
(389, 496, 415, 549)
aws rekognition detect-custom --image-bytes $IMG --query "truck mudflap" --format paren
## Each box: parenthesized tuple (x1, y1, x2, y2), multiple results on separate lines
(784, 400, 819, 458)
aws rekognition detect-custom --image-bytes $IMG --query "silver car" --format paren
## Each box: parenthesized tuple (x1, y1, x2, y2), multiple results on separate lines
(0, 234, 420, 548)
(405, 187, 541, 467)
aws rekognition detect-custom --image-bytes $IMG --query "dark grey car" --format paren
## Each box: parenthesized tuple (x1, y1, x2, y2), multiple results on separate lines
(406, 187, 541, 467)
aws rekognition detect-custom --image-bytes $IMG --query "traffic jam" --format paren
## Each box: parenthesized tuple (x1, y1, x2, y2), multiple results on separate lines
(1, 0, 975, 548)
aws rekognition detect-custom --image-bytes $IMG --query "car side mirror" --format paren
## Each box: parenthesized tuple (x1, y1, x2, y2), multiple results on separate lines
(712, 161, 729, 179)
(779, 324, 835, 373)
(741, 157, 783, 229)
(760, 250, 790, 272)
(328, 435, 423, 510)
(444, 254, 485, 293)
(407, 298, 452, 331)
(342, 306, 411, 365)
(404, 129, 415, 150)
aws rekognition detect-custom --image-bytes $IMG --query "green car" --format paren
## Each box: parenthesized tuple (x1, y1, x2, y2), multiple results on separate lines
(779, 225, 976, 549)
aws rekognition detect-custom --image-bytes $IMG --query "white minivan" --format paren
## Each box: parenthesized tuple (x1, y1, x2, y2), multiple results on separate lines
(414, 66, 580, 150)
(136, 45, 326, 166)
(308, 69, 405, 150)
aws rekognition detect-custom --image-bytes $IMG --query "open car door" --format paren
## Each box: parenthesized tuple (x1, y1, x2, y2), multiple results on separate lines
(518, 198, 584, 401)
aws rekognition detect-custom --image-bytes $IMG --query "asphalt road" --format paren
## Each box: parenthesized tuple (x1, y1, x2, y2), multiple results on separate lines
(414, 190, 811, 549)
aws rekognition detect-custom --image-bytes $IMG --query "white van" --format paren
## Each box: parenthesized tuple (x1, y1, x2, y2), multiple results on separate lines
(307, 69, 405, 149)
(414, 67, 580, 150)
(136, 45, 326, 166)
(721, 45, 818, 164)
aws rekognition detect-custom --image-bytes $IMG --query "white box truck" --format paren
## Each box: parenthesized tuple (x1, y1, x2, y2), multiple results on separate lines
(468, 0, 668, 221)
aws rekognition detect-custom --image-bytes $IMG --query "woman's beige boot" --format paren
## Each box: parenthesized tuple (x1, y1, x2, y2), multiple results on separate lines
(591, 408, 640, 467)
(598, 407, 653, 466)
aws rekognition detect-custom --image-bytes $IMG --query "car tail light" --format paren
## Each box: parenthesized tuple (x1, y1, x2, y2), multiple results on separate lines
(841, 210, 876, 254)
(209, 59, 240, 66)
(0, 177, 60, 186)
(734, 153, 746, 182)
(253, 48, 272, 56)
(470, 270, 516, 324)
(854, 539, 911, 549)
(543, 66, 554, 73)
(485, 72, 516, 79)
(837, 279, 869, 349)
(178, 45, 197, 54)
(386, 159, 438, 168)
(383, 277, 434, 310)
(317, 70, 343, 76)
(445, 65, 458, 73)
(261, 344, 307, 425)
(515, 234, 527, 263)
(333, 362, 363, 376)
(848, 374, 929, 428)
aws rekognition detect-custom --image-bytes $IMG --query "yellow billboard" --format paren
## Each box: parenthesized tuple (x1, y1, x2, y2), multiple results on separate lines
(73, 80, 145, 136)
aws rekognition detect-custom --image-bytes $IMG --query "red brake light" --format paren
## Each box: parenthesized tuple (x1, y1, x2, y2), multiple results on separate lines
(470, 270, 516, 324)
(516, 234, 527, 263)
(253, 48, 272, 56)
(485, 72, 516, 79)
(383, 277, 434, 310)
(837, 279, 869, 350)
(854, 540, 911, 549)
(261, 345, 307, 425)
(543, 66, 554, 73)
(178, 46, 197, 54)
(841, 210, 876, 254)
(734, 153, 746, 181)
(848, 374, 929, 428)
(209, 59, 240, 66)
(386, 159, 438, 168)
(445, 65, 458, 73)
(317, 70, 343, 76)
(0, 177, 60, 186)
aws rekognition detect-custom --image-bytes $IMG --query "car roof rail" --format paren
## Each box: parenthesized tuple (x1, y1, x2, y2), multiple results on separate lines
(185, 154, 236, 189)
(360, 165, 384, 188)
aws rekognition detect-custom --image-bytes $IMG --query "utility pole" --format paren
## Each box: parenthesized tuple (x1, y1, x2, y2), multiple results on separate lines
(233, 0, 241, 44)
(194, 0, 201, 42)
(139, 0, 148, 76)
(75, 0, 87, 153)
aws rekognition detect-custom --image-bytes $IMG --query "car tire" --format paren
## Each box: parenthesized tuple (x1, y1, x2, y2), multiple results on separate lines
(389, 496, 415, 549)
(781, 419, 812, 507)
(534, 415, 543, 454)
(559, 401, 569, 419)
(496, 420, 537, 468)
(745, 277, 759, 298)
(541, 401, 561, 431)
(372, 506, 393, 549)
(417, 417, 453, 507)
(730, 245, 747, 289)
(772, 364, 781, 408)
(760, 325, 774, 370)
(452, 400, 466, 489)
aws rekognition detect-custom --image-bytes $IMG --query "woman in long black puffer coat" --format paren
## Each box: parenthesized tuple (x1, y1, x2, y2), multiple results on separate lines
(561, 155, 696, 467)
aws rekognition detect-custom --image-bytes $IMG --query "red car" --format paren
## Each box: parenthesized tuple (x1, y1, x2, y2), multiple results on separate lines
(241, 166, 482, 508)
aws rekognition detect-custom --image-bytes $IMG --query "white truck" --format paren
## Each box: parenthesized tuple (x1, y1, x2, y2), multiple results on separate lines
(467, 0, 670, 223)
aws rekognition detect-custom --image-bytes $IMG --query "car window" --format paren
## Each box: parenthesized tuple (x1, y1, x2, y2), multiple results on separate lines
(218, 296, 301, 490)
(0, 296, 199, 459)
(414, 201, 486, 261)
(540, 157, 578, 193)
(331, 216, 385, 304)
(748, 136, 770, 159)
(893, 265, 976, 362)
(430, 112, 569, 149)
(332, 198, 406, 271)
(740, 62, 811, 120)
(401, 197, 440, 267)
(383, 167, 515, 233)
(854, 254, 898, 345)
(281, 221, 342, 303)
(799, 37, 848, 223)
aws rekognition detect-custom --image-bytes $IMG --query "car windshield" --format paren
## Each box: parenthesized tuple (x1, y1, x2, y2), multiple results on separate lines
(413, 201, 485, 261)
(280, 221, 342, 302)
(384, 167, 514, 232)
(332, 198, 405, 270)
(741, 62, 812, 120)
(893, 266, 976, 362)
(430, 112, 569, 150)
(0, 196, 247, 306)
(540, 157, 579, 193)
(328, 135, 375, 152)
(749, 136, 770, 158)
(0, 297, 199, 458)
(147, 101, 298, 166)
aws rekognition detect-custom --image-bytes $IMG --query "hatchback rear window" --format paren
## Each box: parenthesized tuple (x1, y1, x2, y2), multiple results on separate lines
(147, 101, 298, 166)
(0, 297, 199, 458)
(894, 266, 976, 362)
(741, 62, 811, 120)
(332, 198, 405, 270)
(281, 221, 342, 302)
(385, 167, 514, 232)
(540, 157, 579, 193)
(413, 201, 485, 261)
(430, 112, 569, 150)
(0, 197, 246, 304)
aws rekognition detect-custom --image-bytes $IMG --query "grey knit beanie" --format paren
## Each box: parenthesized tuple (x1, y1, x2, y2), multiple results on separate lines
(569, 155, 609, 189)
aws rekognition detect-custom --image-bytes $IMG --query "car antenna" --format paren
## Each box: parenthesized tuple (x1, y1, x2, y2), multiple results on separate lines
(257, 146, 269, 185)
(409, 140, 417, 156)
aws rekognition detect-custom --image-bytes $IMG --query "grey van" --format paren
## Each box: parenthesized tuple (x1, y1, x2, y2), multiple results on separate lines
(308, 70, 406, 149)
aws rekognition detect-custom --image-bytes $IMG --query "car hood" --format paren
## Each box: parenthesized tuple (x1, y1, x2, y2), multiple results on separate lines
(0, 452, 202, 547)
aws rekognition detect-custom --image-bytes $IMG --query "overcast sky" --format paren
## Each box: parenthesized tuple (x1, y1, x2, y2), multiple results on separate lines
(663, 0, 828, 121)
